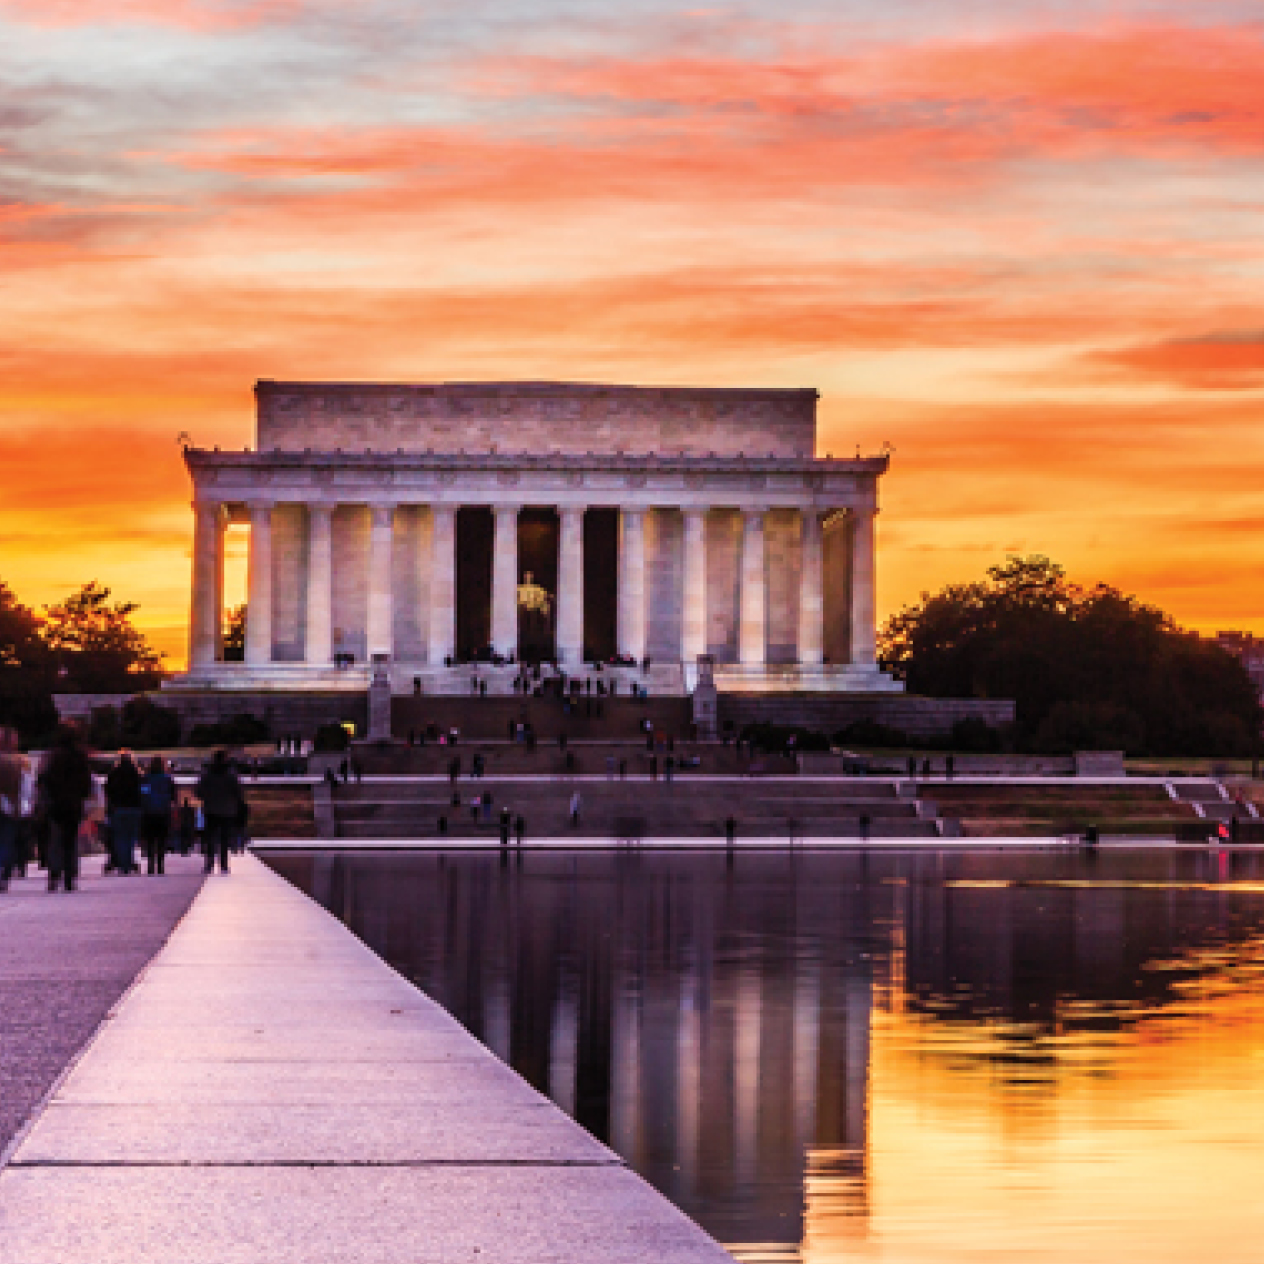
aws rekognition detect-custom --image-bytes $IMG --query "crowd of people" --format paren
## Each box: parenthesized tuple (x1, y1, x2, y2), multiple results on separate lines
(0, 727, 250, 892)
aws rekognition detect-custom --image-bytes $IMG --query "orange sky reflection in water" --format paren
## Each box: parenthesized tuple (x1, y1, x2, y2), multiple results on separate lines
(791, 918, 1264, 1264)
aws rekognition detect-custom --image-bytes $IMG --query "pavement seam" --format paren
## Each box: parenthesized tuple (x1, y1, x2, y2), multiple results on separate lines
(8, 1158, 627, 1169)
(0, 871, 208, 1174)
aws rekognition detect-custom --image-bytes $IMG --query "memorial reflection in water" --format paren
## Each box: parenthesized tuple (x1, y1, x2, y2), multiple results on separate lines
(266, 849, 1264, 1264)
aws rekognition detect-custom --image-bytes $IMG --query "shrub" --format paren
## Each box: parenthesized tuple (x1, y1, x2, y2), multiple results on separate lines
(1032, 701, 1146, 755)
(949, 716, 1003, 753)
(738, 723, 830, 753)
(832, 719, 910, 749)
(313, 721, 351, 753)
(120, 697, 181, 748)
(88, 705, 122, 751)
(188, 712, 270, 747)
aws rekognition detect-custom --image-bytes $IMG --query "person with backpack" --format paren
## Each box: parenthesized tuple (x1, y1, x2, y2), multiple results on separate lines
(139, 756, 176, 875)
(195, 751, 243, 875)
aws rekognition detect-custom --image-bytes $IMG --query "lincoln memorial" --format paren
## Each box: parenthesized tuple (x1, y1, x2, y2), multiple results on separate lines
(173, 381, 902, 697)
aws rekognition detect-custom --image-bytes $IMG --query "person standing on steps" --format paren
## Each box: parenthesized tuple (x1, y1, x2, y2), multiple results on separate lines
(42, 727, 93, 892)
(570, 790, 582, 828)
(195, 750, 243, 875)
(139, 756, 176, 875)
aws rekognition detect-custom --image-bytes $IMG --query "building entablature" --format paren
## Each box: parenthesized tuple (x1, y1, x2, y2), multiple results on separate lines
(185, 449, 887, 513)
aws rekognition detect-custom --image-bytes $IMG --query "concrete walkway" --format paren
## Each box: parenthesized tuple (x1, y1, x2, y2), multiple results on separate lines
(0, 855, 204, 1157)
(0, 854, 733, 1263)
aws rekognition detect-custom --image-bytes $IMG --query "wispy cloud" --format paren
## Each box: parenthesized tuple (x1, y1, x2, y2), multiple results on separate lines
(1, 7, 1263, 650)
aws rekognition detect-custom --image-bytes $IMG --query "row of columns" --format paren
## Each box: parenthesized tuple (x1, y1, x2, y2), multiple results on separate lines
(191, 503, 876, 673)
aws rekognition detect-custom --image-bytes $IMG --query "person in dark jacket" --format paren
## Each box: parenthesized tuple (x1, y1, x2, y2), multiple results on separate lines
(139, 756, 176, 875)
(42, 728, 93, 892)
(0, 748, 20, 892)
(105, 750, 142, 875)
(177, 797, 197, 855)
(195, 751, 242, 874)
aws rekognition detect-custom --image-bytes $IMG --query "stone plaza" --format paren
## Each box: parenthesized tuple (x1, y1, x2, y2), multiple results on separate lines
(174, 381, 902, 698)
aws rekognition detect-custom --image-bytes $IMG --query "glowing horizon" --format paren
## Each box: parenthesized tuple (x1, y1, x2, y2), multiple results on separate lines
(2, 0, 1262, 669)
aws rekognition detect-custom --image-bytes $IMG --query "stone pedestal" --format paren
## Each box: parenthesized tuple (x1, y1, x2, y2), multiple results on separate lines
(691, 655, 718, 740)
(367, 654, 392, 741)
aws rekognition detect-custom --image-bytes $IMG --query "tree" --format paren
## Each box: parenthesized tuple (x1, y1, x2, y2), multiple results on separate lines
(0, 581, 44, 671)
(0, 582, 57, 744)
(41, 581, 164, 693)
(879, 556, 1262, 756)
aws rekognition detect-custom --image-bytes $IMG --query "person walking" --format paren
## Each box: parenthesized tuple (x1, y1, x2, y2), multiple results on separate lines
(177, 797, 197, 855)
(139, 756, 176, 875)
(105, 750, 143, 875)
(233, 792, 251, 853)
(42, 727, 93, 892)
(195, 750, 243, 875)
(0, 738, 26, 891)
(569, 790, 582, 828)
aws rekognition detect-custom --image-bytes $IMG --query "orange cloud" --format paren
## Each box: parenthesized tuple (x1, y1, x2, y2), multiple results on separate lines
(1092, 333, 1264, 390)
(2, 13, 1263, 660)
(467, 22, 1264, 165)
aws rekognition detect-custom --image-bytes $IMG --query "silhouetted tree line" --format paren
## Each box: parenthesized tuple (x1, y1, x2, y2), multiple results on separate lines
(879, 557, 1262, 757)
(0, 579, 166, 745)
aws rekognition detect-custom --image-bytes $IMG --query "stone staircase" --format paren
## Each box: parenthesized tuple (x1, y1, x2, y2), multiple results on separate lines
(323, 776, 940, 841)
(1166, 780, 1261, 839)
(340, 740, 758, 778)
(389, 694, 693, 744)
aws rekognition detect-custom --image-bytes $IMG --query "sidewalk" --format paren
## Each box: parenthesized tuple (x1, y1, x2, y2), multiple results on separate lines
(0, 855, 204, 1156)
(0, 854, 733, 1263)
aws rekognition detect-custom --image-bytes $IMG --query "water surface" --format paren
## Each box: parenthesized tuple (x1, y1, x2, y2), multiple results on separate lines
(266, 847, 1264, 1263)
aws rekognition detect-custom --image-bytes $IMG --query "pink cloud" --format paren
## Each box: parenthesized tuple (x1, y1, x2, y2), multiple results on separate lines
(0, 0, 301, 31)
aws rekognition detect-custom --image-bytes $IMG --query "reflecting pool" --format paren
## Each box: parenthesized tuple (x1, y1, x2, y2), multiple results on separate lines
(265, 847, 1264, 1263)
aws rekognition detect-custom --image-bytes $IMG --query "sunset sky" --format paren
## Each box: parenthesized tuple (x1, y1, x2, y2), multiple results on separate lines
(3, 0, 1262, 666)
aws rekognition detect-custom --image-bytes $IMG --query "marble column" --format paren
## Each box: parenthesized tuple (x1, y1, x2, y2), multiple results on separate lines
(244, 503, 273, 667)
(738, 508, 766, 667)
(798, 509, 824, 668)
(213, 510, 225, 663)
(556, 507, 584, 667)
(428, 506, 457, 667)
(366, 504, 395, 660)
(492, 505, 519, 659)
(305, 505, 333, 667)
(681, 509, 707, 666)
(850, 507, 877, 667)
(188, 501, 222, 670)
(618, 508, 646, 664)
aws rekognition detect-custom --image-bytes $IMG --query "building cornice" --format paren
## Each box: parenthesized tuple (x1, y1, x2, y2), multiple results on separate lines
(184, 448, 889, 476)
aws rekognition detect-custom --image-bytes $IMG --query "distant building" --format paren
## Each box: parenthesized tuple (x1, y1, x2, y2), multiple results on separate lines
(1216, 632, 1264, 700)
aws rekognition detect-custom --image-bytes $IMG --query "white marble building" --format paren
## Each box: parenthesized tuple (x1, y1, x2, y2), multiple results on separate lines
(173, 381, 901, 696)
